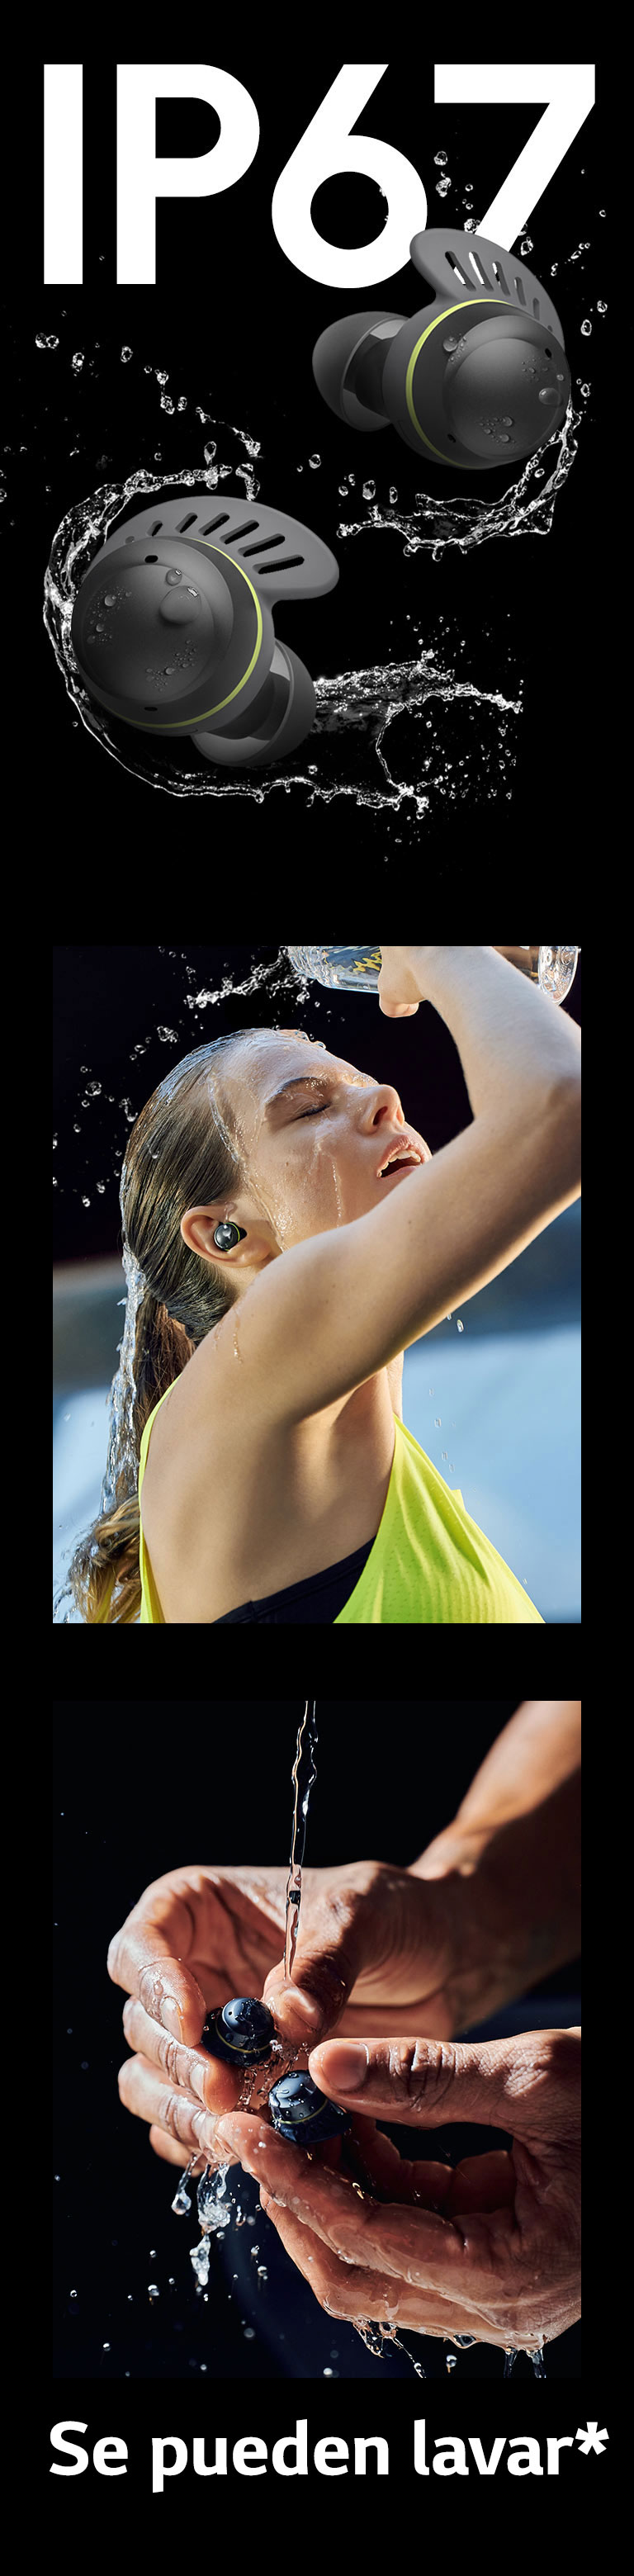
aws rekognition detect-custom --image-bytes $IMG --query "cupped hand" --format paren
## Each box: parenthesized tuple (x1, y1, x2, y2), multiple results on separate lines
(215, 2027, 581, 2354)
(109, 1859, 466, 2177)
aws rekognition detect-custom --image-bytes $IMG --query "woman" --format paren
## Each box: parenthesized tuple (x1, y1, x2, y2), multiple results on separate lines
(67, 945, 581, 1622)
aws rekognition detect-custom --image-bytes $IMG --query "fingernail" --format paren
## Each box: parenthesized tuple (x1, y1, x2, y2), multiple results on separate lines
(159, 1996, 182, 2040)
(215, 2114, 244, 2151)
(270, 1987, 322, 2031)
(311, 2042, 368, 2094)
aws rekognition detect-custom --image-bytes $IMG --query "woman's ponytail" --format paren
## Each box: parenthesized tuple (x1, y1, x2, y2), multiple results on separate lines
(58, 1027, 262, 1624)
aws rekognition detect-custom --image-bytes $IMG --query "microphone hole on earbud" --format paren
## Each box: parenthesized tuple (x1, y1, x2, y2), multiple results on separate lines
(144, 554, 158, 563)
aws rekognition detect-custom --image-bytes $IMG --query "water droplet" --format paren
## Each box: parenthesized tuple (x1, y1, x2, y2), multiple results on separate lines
(434, 150, 447, 167)
(446, 2354, 457, 2371)
(362, 481, 376, 500)
(35, 331, 59, 348)
(502, 416, 514, 426)
(70, 2290, 77, 2299)
(597, 300, 607, 314)
(309, 454, 320, 469)
(498, 433, 511, 443)
(442, 336, 458, 353)
(457, 1319, 464, 1333)
(580, 319, 592, 336)
(436, 177, 452, 198)
(244, 2327, 256, 2339)
(148, 2284, 159, 2299)
(121, 347, 132, 363)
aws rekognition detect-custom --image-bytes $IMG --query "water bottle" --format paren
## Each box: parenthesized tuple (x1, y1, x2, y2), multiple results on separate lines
(286, 946, 581, 1004)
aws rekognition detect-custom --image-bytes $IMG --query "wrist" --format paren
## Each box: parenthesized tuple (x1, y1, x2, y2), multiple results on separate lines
(409, 1816, 579, 2032)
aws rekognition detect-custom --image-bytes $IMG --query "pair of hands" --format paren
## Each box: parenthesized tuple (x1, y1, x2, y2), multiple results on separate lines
(111, 1859, 581, 2352)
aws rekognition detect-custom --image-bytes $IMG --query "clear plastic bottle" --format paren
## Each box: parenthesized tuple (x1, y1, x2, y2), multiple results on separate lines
(286, 946, 580, 1004)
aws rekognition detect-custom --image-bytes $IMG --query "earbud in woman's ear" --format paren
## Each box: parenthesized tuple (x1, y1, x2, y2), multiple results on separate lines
(213, 1223, 247, 1251)
(312, 230, 570, 471)
(70, 493, 338, 768)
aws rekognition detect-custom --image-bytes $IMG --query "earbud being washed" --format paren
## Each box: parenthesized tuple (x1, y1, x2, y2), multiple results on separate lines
(312, 229, 570, 471)
(267, 2072, 352, 2147)
(70, 493, 338, 767)
(203, 1998, 277, 2067)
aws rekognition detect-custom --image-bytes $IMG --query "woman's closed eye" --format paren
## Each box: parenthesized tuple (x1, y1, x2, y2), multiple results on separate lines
(297, 1101, 329, 1118)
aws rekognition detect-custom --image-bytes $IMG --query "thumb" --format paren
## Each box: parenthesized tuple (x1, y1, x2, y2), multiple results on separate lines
(309, 2029, 580, 2145)
(263, 1913, 365, 2046)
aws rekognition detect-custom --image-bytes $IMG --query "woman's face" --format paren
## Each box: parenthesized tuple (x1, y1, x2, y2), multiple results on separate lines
(213, 1027, 432, 1253)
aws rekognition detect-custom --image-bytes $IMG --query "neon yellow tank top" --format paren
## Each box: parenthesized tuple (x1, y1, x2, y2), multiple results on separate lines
(138, 1385, 543, 1624)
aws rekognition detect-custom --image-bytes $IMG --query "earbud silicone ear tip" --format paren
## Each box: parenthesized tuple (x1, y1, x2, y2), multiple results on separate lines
(195, 642, 315, 769)
(312, 310, 401, 429)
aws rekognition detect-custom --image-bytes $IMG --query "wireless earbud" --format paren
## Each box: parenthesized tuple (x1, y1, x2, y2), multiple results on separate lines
(312, 230, 570, 471)
(213, 1222, 247, 1251)
(267, 2072, 352, 2147)
(204, 1999, 277, 2067)
(70, 493, 338, 767)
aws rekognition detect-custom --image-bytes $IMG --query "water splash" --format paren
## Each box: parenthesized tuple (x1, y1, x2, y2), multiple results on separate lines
(352, 2316, 427, 2375)
(196, 2159, 232, 2232)
(43, 438, 540, 812)
(338, 397, 581, 557)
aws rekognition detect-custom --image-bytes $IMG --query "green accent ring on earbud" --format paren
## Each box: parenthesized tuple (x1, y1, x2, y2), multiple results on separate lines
(121, 543, 263, 732)
(406, 299, 513, 464)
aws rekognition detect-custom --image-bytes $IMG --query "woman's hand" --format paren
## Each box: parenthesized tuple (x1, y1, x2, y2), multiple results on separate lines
(215, 2027, 581, 2355)
(377, 947, 426, 1017)
(109, 1859, 474, 2178)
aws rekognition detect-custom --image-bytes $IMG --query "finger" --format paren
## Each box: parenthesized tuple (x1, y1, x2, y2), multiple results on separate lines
(216, 2113, 513, 2301)
(447, 2152, 515, 2215)
(262, 1888, 372, 2046)
(258, 2193, 405, 2320)
(107, 1877, 207, 2043)
(345, 2116, 454, 2209)
(148, 2127, 193, 2169)
(309, 2029, 577, 2146)
(121, 1994, 244, 2117)
(258, 2195, 500, 2343)
(118, 2050, 235, 2166)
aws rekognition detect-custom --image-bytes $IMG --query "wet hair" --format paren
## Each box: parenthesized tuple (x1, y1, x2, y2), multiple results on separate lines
(62, 1029, 265, 1624)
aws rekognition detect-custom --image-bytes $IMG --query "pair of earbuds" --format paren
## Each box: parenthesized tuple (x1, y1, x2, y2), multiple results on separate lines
(204, 1996, 351, 2146)
(69, 230, 570, 773)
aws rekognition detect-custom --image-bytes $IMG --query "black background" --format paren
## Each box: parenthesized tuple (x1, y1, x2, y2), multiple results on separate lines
(53, 942, 582, 1267)
(8, 56, 608, 866)
(53, 1697, 581, 2388)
